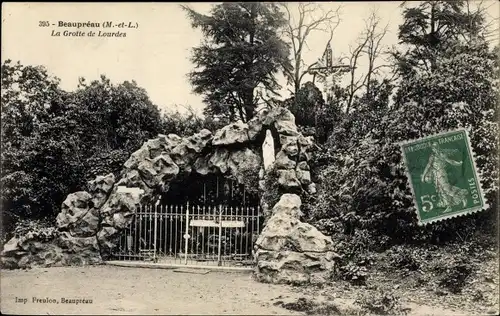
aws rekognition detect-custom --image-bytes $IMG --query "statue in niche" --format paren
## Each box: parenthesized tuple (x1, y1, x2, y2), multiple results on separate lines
(262, 129, 275, 171)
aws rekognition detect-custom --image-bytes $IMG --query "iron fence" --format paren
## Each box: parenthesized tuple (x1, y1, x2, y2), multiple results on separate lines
(110, 202, 263, 267)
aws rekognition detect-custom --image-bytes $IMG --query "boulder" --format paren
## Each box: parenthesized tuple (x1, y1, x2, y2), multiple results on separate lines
(102, 212, 134, 230)
(258, 107, 295, 126)
(58, 232, 99, 253)
(97, 226, 120, 256)
(254, 108, 275, 126)
(57, 232, 101, 266)
(208, 148, 230, 174)
(144, 137, 165, 159)
(227, 148, 261, 183)
(88, 173, 115, 208)
(123, 145, 150, 169)
(185, 129, 212, 153)
(115, 170, 153, 197)
(270, 194, 303, 218)
(274, 151, 296, 169)
(153, 153, 180, 182)
(274, 120, 299, 137)
(169, 140, 197, 173)
(256, 217, 334, 252)
(193, 155, 211, 175)
(137, 153, 179, 188)
(279, 134, 297, 147)
(1, 237, 21, 256)
(276, 170, 301, 189)
(254, 194, 339, 285)
(247, 116, 264, 140)
(100, 188, 141, 218)
(296, 169, 312, 185)
(70, 209, 100, 238)
(297, 161, 310, 171)
(159, 133, 183, 152)
(56, 192, 99, 237)
(137, 158, 158, 187)
(15, 242, 65, 269)
(307, 183, 317, 194)
(254, 249, 339, 285)
(212, 121, 251, 145)
(282, 141, 299, 157)
(0, 230, 102, 269)
(298, 135, 314, 151)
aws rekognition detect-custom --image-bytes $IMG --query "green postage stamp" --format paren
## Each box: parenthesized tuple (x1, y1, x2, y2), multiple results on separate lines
(400, 128, 486, 225)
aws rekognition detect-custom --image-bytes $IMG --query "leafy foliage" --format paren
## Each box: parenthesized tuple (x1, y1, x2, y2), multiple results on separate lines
(10, 218, 58, 242)
(260, 165, 282, 214)
(436, 256, 473, 294)
(355, 291, 408, 315)
(312, 1, 498, 246)
(183, 3, 291, 122)
(1, 61, 167, 240)
(284, 81, 344, 144)
(161, 106, 228, 137)
(396, 1, 485, 74)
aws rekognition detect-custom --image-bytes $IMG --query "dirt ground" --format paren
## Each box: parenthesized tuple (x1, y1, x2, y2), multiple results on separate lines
(0, 265, 302, 315)
(1, 263, 498, 315)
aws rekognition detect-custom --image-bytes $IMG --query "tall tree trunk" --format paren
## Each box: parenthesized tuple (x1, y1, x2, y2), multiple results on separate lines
(429, 2, 437, 71)
(243, 89, 255, 122)
(294, 57, 301, 94)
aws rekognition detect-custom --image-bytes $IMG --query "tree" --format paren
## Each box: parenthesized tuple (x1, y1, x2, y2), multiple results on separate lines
(314, 1, 498, 245)
(1, 60, 68, 232)
(161, 104, 228, 137)
(183, 3, 291, 122)
(395, 0, 486, 76)
(344, 10, 392, 113)
(280, 2, 342, 95)
(1, 60, 65, 146)
(283, 81, 346, 144)
(1, 64, 166, 241)
(70, 76, 165, 178)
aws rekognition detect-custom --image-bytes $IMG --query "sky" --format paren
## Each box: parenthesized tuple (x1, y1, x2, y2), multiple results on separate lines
(2, 2, 499, 115)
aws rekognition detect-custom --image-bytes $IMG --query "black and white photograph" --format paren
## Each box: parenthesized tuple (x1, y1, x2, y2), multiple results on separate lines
(1, 1, 499, 315)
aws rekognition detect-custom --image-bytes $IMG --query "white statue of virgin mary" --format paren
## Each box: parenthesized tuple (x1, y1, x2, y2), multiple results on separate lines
(262, 129, 275, 171)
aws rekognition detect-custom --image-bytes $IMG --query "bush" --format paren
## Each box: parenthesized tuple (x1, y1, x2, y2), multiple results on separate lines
(355, 291, 408, 315)
(432, 255, 474, 294)
(338, 262, 368, 286)
(260, 165, 282, 211)
(11, 218, 58, 242)
(389, 247, 421, 272)
(1, 65, 166, 239)
(161, 106, 228, 137)
(275, 297, 342, 315)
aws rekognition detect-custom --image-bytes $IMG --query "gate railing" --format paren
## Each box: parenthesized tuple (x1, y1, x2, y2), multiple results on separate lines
(111, 201, 263, 267)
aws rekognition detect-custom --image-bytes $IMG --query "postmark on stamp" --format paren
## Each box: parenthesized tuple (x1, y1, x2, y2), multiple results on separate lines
(400, 128, 486, 225)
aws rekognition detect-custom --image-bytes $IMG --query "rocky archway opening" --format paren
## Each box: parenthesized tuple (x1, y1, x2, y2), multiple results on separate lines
(159, 173, 260, 208)
(2, 107, 340, 285)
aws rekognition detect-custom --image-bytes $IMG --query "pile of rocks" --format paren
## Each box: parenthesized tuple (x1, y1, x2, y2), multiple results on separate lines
(1, 107, 338, 284)
(254, 194, 341, 285)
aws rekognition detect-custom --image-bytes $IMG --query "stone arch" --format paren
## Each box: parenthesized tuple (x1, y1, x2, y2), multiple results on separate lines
(94, 107, 317, 257)
(1, 107, 321, 269)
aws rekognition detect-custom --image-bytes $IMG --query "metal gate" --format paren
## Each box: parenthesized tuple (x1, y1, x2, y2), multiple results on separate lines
(110, 176, 263, 267)
(112, 174, 263, 266)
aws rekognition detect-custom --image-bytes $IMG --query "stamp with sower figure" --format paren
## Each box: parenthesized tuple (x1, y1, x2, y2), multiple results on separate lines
(400, 128, 486, 225)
